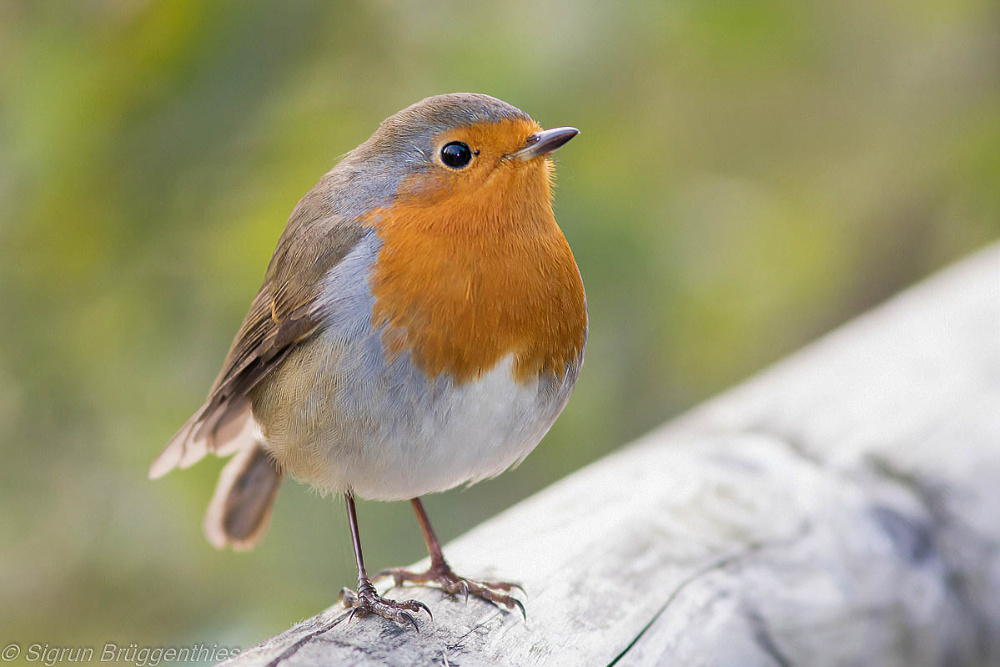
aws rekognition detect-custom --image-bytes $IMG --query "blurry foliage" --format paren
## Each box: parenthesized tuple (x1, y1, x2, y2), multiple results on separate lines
(0, 0, 997, 658)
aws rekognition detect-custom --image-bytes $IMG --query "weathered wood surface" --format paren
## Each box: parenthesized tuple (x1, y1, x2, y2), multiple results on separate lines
(223, 243, 1000, 667)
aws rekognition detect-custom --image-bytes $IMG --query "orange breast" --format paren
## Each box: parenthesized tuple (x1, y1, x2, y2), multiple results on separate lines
(366, 158, 586, 385)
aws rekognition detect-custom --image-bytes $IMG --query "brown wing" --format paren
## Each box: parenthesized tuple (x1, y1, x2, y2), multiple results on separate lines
(150, 177, 367, 478)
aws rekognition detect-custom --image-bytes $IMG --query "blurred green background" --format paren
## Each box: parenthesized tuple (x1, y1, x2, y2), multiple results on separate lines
(1, 0, 998, 661)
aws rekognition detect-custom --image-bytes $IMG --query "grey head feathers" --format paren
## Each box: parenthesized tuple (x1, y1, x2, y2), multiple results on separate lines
(375, 93, 531, 143)
(321, 93, 533, 223)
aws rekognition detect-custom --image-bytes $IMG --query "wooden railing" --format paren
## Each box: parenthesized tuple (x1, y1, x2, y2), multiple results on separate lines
(224, 243, 1000, 667)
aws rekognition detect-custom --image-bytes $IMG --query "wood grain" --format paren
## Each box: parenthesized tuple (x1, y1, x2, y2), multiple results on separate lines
(223, 243, 1000, 667)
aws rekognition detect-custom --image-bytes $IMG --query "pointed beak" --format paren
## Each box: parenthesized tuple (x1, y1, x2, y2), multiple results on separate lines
(510, 127, 579, 161)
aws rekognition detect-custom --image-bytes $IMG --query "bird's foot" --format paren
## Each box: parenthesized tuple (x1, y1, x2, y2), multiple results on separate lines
(376, 561, 525, 618)
(338, 577, 432, 630)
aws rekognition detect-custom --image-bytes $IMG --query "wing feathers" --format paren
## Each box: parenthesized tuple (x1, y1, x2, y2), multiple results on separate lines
(149, 206, 367, 480)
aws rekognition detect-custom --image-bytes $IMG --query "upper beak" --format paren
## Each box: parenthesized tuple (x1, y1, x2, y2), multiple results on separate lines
(511, 127, 579, 161)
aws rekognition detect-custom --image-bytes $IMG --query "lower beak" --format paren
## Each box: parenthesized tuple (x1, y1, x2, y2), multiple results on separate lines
(511, 127, 579, 161)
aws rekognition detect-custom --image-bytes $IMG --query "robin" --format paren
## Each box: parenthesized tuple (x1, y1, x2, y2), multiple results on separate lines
(150, 93, 586, 628)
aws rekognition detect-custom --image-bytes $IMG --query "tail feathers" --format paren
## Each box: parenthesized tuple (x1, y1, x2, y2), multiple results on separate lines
(203, 443, 283, 551)
(149, 403, 255, 480)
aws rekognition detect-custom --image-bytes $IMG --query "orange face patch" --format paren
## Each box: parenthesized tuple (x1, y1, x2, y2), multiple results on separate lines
(366, 119, 587, 384)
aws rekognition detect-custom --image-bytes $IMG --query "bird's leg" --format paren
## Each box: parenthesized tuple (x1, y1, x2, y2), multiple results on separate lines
(374, 498, 525, 618)
(337, 492, 431, 629)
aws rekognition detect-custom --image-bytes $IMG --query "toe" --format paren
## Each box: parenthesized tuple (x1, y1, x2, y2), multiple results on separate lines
(338, 587, 359, 608)
(406, 599, 433, 620)
(372, 568, 398, 584)
(487, 580, 525, 595)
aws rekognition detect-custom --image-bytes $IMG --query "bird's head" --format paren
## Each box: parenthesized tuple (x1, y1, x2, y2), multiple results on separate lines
(352, 93, 577, 230)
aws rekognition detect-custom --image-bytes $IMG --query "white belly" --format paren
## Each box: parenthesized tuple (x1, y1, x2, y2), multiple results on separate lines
(258, 341, 575, 500)
(336, 353, 565, 500)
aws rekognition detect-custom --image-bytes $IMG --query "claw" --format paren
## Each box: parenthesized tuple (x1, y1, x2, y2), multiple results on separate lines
(399, 611, 419, 632)
(510, 597, 527, 621)
(413, 600, 433, 620)
(505, 582, 527, 596)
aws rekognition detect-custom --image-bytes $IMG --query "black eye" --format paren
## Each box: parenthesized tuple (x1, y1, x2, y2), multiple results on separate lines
(440, 141, 473, 168)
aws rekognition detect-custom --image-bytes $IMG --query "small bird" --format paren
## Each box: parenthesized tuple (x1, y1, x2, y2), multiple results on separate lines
(150, 93, 586, 627)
